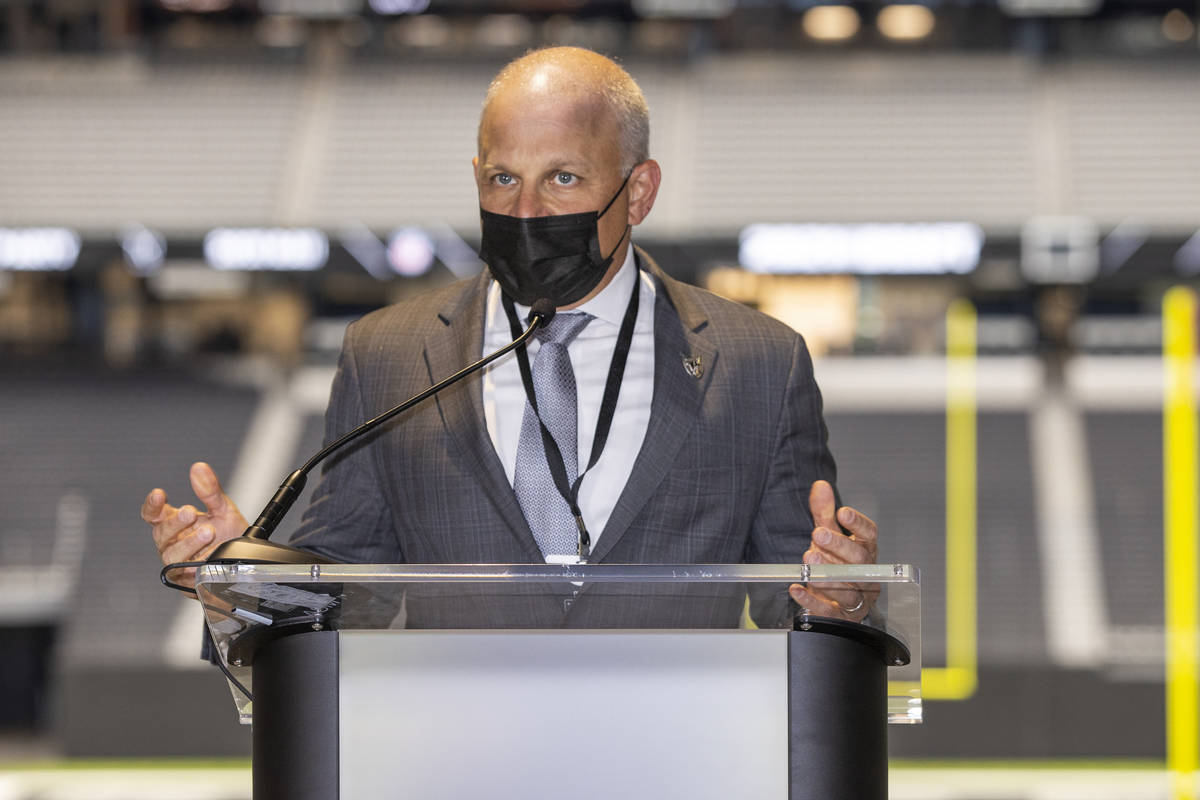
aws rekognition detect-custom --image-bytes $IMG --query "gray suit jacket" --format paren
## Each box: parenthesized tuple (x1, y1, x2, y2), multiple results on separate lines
(289, 249, 837, 629)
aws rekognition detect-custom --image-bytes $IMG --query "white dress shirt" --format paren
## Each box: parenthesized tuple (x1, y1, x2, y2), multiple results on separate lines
(482, 247, 657, 559)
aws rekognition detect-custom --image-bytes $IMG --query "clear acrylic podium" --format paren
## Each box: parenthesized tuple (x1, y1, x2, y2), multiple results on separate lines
(195, 562, 921, 800)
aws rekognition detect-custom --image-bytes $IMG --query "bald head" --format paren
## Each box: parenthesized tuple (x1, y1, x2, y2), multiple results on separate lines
(480, 47, 650, 174)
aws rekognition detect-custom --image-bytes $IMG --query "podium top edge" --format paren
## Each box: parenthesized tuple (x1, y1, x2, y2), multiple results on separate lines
(194, 562, 919, 585)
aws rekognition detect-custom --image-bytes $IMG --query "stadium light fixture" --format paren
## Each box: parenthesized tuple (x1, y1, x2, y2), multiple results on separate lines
(1162, 9, 1196, 43)
(738, 222, 984, 275)
(1020, 216, 1099, 284)
(121, 225, 167, 274)
(0, 228, 81, 271)
(877, 4, 936, 41)
(387, 228, 436, 277)
(801, 5, 861, 41)
(203, 228, 328, 271)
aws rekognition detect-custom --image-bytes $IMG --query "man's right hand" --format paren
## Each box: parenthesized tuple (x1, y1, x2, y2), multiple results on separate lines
(142, 462, 249, 590)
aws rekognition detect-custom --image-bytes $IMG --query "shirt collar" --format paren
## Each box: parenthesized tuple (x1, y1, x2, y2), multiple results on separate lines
(571, 244, 637, 328)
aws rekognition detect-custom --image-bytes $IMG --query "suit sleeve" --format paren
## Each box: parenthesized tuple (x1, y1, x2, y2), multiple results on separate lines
(745, 331, 838, 626)
(287, 321, 405, 564)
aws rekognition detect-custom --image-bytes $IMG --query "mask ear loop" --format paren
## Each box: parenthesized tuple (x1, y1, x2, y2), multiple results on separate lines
(603, 223, 632, 264)
(597, 170, 634, 263)
(597, 170, 634, 220)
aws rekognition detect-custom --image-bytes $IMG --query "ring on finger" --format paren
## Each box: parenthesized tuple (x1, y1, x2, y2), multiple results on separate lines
(842, 591, 865, 615)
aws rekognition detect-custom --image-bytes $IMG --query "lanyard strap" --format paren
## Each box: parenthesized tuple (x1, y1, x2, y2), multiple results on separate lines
(502, 274, 641, 560)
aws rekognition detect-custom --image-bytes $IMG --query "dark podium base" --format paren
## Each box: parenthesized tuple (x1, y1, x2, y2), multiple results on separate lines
(252, 631, 338, 800)
(250, 624, 904, 800)
(789, 619, 907, 800)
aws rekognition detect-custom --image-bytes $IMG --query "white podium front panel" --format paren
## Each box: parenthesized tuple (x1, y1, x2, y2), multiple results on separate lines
(339, 630, 789, 799)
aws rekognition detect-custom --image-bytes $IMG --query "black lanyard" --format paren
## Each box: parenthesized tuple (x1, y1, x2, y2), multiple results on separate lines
(501, 274, 641, 561)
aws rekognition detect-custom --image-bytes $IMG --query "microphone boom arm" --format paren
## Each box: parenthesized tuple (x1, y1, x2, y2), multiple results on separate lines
(208, 304, 552, 564)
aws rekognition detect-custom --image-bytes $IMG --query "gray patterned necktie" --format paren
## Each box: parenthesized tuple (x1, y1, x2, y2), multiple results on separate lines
(514, 312, 593, 558)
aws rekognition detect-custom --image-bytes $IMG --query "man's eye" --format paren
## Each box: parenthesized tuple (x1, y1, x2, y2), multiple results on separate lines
(554, 172, 576, 185)
(493, 174, 514, 186)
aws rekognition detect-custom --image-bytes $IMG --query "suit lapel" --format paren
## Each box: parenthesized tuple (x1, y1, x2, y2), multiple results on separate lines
(423, 274, 544, 562)
(590, 254, 718, 563)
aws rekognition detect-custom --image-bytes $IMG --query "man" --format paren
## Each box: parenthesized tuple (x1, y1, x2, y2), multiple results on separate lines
(143, 47, 877, 625)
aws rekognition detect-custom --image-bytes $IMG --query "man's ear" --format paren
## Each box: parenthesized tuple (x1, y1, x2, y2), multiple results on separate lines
(626, 159, 661, 227)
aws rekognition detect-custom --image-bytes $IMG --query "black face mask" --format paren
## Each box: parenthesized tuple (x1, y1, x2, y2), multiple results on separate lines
(478, 175, 631, 308)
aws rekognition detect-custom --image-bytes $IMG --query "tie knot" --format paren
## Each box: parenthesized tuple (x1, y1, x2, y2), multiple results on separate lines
(536, 312, 592, 346)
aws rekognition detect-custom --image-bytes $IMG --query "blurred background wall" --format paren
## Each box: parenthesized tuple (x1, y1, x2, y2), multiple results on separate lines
(1, 0, 1198, 796)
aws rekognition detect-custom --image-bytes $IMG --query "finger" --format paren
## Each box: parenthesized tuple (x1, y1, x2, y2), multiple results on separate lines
(163, 533, 228, 594)
(803, 546, 847, 567)
(190, 462, 232, 516)
(151, 504, 204, 550)
(175, 519, 242, 563)
(808, 480, 839, 533)
(838, 506, 878, 558)
(160, 523, 215, 565)
(194, 538, 223, 562)
(789, 583, 850, 616)
(141, 488, 172, 524)
(810, 526, 871, 565)
(794, 573, 861, 606)
(802, 549, 859, 595)
(789, 583, 869, 621)
(802, 548, 880, 613)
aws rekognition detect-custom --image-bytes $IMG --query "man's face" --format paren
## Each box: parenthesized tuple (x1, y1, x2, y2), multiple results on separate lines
(474, 89, 632, 274)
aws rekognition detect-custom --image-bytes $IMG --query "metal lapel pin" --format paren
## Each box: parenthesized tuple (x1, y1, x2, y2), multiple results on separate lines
(682, 355, 703, 379)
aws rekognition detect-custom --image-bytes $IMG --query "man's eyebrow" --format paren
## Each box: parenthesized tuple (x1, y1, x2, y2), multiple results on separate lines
(547, 161, 589, 172)
(480, 159, 593, 176)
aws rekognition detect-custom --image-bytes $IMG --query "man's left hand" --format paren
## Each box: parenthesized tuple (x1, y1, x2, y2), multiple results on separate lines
(788, 480, 878, 622)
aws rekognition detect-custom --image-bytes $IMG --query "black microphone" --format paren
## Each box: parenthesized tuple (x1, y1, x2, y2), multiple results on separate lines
(528, 297, 556, 326)
(206, 298, 557, 565)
